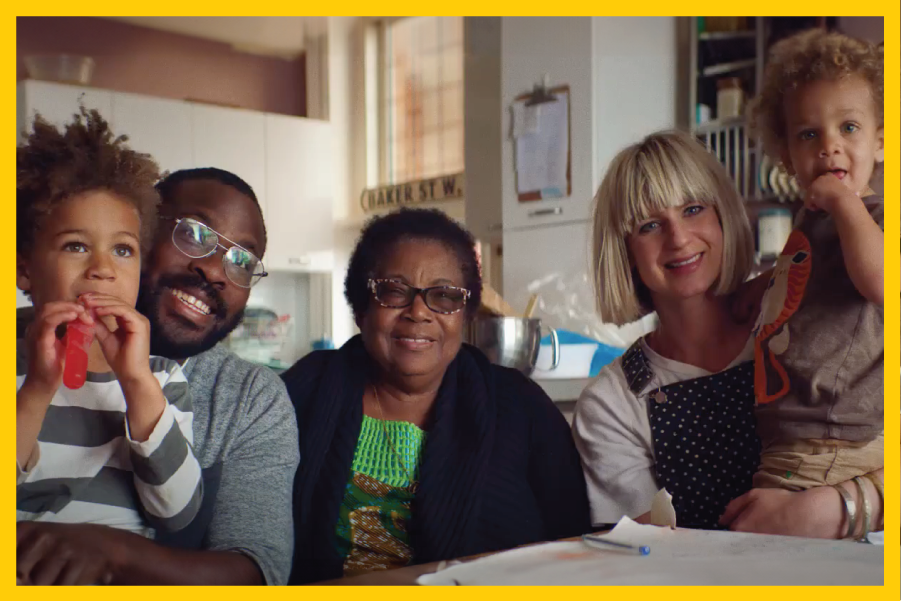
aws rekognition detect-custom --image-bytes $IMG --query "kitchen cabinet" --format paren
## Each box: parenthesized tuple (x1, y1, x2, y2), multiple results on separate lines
(17, 81, 191, 175)
(264, 114, 335, 272)
(17, 80, 112, 142)
(191, 104, 268, 220)
(16, 80, 336, 274)
(111, 92, 193, 176)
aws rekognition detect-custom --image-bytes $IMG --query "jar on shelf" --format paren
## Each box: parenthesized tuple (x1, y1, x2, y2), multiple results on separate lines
(696, 103, 712, 125)
(716, 77, 744, 120)
(757, 208, 793, 259)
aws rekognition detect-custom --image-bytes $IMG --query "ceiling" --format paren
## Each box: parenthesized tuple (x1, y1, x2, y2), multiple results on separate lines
(103, 17, 327, 59)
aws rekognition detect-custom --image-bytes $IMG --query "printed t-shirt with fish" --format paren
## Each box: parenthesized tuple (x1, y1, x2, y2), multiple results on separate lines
(753, 195, 883, 444)
(335, 415, 425, 575)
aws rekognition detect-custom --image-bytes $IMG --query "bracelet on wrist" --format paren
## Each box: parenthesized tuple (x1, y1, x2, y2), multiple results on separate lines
(833, 483, 857, 540)
(864, 472, 884, 531)
(852, 476, 872, 541)
(863, 472, 884, 508)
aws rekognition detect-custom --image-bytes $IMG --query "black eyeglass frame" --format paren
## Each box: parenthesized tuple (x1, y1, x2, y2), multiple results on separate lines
(368, 278, 471, 315)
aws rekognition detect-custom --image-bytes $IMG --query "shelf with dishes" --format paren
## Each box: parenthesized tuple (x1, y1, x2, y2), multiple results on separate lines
(690, 18, 840, 132)
(700, 59, 757, 78)
(755, 154, 801, 203)
(694, 118, 801, 204)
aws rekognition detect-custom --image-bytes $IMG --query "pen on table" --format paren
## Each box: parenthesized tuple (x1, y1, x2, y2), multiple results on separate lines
(582, 534, 650, 556)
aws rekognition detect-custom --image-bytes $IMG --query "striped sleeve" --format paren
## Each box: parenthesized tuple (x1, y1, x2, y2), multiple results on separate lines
(16, 447, 40, 485)
(126, 357, 203, 532)
(15, 341, 38, 486)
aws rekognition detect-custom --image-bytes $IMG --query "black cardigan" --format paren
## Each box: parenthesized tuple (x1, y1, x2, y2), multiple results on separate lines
(281, 335, 591, 584)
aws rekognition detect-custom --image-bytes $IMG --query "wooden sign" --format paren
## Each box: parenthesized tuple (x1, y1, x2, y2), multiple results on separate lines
(360, 172, 465, 213)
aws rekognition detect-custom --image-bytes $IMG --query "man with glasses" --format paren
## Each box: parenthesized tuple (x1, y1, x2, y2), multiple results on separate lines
(17, 168, 299, 585)
(139, 169, 270, 359)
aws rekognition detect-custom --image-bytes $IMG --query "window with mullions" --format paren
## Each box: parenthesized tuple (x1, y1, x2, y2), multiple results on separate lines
(379, 16, 464, 185)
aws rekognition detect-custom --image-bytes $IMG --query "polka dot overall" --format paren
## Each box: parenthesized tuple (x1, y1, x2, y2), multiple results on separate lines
(622, 342, 761, 530)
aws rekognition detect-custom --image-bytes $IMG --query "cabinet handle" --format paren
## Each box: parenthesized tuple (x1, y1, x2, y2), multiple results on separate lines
(288, 257, 311, 265)
(528, 207, 563, 218)
(487, 223, 503, 232)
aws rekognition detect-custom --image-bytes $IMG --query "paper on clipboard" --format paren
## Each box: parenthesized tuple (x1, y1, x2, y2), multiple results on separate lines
(514, 91, 568, 197)
(512, 102, 540, 137)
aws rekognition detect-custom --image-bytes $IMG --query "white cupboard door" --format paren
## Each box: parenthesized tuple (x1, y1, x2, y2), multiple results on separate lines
(264, 114, 334, 272)
(191, 104, 267, 219)
(500, 18, 595, 231)
(111, 92, 193, 176)
(18, 81, 113, 141)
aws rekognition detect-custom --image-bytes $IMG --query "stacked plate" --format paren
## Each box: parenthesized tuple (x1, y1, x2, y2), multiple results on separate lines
(757, 155, 801, 202)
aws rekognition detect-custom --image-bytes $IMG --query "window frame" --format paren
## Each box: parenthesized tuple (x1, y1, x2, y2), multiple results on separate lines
(367, 16, 464, 187)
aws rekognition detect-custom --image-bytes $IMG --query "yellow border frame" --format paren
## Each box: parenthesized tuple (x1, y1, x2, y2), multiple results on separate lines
(7, 7, 897, 598)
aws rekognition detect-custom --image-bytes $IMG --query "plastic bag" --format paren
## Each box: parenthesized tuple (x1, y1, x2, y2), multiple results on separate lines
(526, 270, 657, 349)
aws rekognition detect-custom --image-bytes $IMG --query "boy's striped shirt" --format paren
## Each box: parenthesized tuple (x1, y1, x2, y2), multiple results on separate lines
(17, 346, 203, 537)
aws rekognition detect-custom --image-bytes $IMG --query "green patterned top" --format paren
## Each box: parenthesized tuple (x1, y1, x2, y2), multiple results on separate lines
(334, 415, 426, 574)
(352, 415, 426, 487)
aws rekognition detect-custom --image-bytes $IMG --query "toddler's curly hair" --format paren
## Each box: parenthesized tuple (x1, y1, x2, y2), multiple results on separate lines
(748, 28, 883, 162)
(17, 107, 162, 256)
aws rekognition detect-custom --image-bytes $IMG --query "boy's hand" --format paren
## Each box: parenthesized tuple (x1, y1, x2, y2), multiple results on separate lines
(80, 293, 152, 385)
(22, 301, 93, 398)
(804, 172, 859, 214)
(80, 293, 166, 442)
(719, 487, 843, 539)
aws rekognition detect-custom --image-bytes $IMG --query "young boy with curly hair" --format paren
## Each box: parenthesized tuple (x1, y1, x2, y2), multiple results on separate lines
(728, 29, 883, 537)
(16, 109, 203, 548)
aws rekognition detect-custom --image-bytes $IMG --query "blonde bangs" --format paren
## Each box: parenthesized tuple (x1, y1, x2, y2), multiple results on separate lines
(609, 134, 722, 236)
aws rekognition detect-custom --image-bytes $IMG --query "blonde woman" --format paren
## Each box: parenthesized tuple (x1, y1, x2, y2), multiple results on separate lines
(573, 131, 882, 538)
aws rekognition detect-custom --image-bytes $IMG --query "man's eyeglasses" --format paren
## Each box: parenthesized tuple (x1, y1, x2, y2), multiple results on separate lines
(164, 217, 268, 288)
(368, 279, 470, 315)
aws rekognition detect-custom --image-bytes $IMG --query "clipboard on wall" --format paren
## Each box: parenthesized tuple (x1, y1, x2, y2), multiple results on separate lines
(512, 84, 571, 202)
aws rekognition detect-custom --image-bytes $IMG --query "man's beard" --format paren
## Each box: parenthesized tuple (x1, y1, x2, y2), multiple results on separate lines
(136, 273, 245, 361)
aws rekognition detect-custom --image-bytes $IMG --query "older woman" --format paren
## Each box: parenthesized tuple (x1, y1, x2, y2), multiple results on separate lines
(282, 208, 590, 584)
(573, 131, 883, 538)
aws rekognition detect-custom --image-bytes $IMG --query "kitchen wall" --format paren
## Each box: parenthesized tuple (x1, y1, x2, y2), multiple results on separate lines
(591, 17, 679, 188)
(17, 17, 306, 116)
(837, 16, 883, 44)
